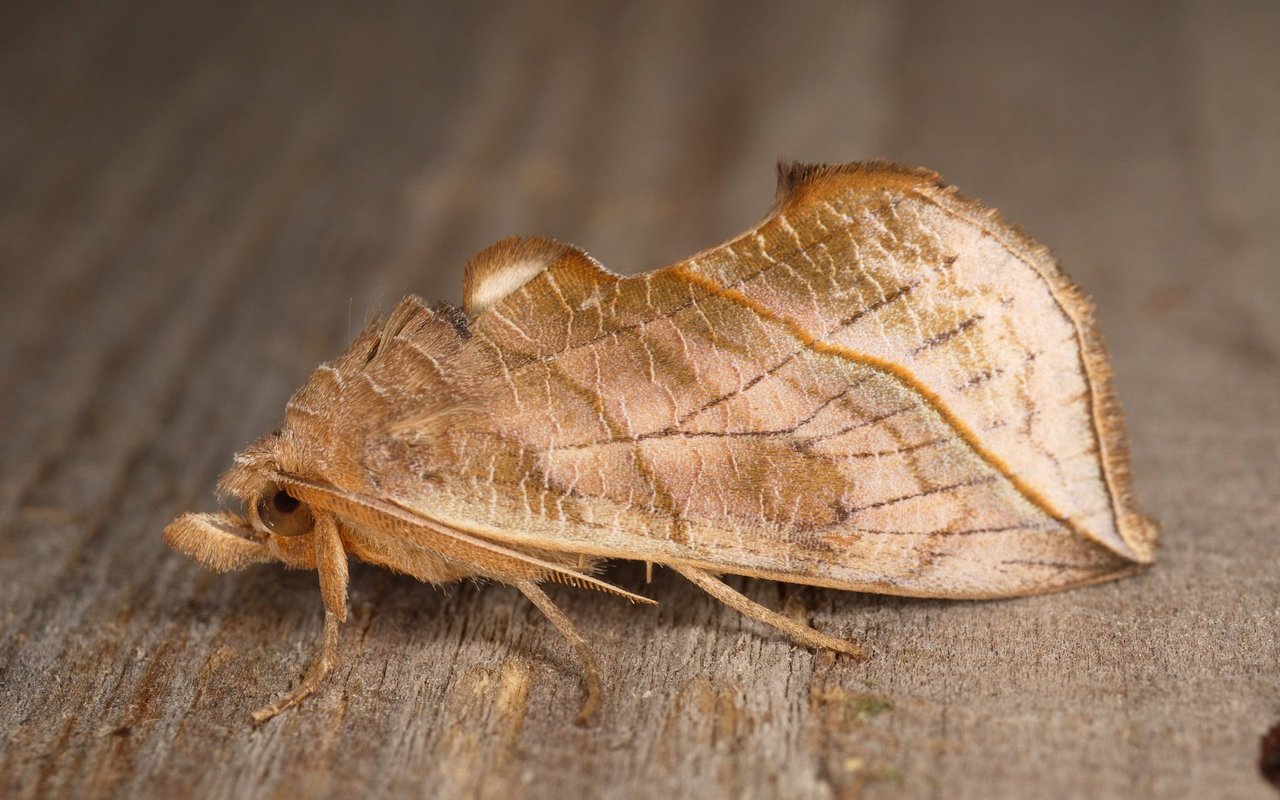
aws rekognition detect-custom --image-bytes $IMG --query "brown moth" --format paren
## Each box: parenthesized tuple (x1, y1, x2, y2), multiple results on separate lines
(164, 161, 1156, 723)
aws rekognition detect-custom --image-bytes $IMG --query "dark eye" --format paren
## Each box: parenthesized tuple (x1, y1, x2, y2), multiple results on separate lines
(255, 486, 314, 537)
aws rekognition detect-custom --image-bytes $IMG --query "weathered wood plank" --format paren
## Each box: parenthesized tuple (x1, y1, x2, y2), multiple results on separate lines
(1, 1, 1277, 798)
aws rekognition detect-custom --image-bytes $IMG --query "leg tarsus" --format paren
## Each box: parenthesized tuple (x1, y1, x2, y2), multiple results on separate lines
(251, 609, 342, 723)
(516, 580, 603, 726)
(673, 566, 866, 659)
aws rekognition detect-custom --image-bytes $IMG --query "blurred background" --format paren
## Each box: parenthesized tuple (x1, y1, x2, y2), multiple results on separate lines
(1, 2, 1278, 799)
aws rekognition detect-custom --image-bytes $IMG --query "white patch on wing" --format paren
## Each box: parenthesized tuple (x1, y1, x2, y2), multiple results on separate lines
(469, 259, 548, 314)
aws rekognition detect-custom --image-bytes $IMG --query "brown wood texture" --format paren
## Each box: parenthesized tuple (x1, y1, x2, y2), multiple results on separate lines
(1, 1, 1277, 798)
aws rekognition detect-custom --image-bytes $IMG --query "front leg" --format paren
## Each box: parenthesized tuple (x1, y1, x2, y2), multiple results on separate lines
(252, 514, 349, 722)
(251, 609, 342, 722)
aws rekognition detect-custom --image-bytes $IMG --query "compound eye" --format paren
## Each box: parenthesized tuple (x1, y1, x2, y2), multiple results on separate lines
(255, 485, 314, 537)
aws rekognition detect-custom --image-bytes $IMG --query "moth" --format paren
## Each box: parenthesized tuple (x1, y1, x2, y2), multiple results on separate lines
(164, 161, 1156, 722)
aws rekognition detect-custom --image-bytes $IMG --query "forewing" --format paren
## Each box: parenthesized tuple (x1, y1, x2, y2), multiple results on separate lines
(389, 163, 1154, 599)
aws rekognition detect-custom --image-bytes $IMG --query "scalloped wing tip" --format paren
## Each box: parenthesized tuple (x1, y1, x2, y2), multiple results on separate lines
(773, 160, 943, 213)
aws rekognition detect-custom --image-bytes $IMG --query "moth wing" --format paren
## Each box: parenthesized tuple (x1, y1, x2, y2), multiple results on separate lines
(387, 162, 1154, 599)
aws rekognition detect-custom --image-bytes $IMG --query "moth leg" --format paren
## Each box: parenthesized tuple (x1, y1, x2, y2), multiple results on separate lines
(252, 515, 350, 723)
(251, 609, 341, 723)
(673, 566, 866, 659)
(515, 580, 603, 726)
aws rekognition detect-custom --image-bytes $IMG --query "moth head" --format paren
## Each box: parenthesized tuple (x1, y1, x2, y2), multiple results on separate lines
(164, 295, 475, 575)
(242, 478, 326, 569)
(164, 435, 326, 572)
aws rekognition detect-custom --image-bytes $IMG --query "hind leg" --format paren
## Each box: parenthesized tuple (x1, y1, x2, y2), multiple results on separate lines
(673, 566, 865, 658)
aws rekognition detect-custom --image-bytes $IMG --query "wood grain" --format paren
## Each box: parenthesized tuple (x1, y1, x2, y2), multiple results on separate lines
(1, 1, 1277, 798)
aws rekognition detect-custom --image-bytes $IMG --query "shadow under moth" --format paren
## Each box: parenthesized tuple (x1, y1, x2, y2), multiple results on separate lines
(164, 161, 1157, 723)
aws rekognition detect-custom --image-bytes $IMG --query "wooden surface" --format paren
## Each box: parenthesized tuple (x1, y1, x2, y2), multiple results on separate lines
(2, 1, 1278, 798)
